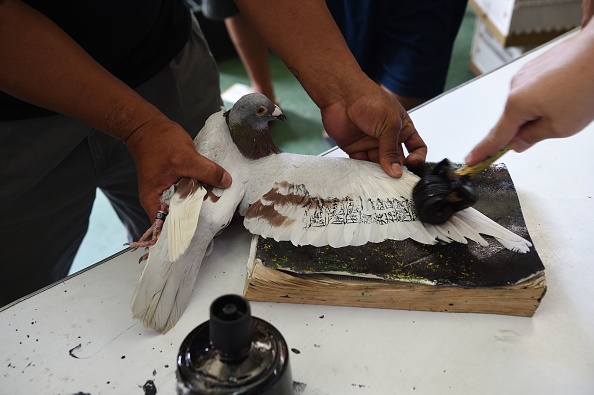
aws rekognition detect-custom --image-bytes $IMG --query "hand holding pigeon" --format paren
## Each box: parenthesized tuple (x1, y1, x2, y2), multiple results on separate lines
(130, 94, 532, 333)
(125, 118, 232, 222)
(321, 82, 427, 178)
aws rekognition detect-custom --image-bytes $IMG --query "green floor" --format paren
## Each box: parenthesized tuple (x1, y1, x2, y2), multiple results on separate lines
(217, 7, 476, 156)
(68, 7, 476, 275)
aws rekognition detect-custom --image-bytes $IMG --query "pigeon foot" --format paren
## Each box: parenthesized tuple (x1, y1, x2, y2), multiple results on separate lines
(125, 203, 169, 258)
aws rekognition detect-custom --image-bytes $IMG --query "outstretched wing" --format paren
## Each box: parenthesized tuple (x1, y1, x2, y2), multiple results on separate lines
(242, 156, 531, 252)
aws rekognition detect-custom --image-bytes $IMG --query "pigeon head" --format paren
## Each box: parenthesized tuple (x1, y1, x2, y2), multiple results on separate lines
(224, 93, 286, 160)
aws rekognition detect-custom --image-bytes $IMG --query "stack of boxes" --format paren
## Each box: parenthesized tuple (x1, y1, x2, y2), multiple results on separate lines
(469, 0, 582, 74)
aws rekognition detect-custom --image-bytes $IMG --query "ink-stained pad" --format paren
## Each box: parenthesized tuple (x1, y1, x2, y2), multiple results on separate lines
(244, 164, 546, 317)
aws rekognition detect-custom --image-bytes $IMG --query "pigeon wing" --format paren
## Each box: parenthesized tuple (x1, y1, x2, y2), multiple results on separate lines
(166, 178, 206, 262)
(131, 180, 244, 333)
(243, 157, 434, 247)
(242, 154, 531, 252)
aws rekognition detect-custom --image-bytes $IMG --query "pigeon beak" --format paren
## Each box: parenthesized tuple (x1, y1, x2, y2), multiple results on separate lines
(272, 105, 286, 121)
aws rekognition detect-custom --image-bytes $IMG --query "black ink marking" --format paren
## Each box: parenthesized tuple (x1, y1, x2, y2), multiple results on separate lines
(319, 315, 324, 319)
(142, 380, 157, 395)
(72, 392, 91, 395)
(69, 344, 82, 359)
(153, 369, 157, 376)
(293, 381, 307, 394)
(290, 348, 301, 354)
(121, 355, 126, 359)
(302, 191, 417, 229)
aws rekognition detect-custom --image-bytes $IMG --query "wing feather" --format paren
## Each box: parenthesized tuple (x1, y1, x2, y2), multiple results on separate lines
(243, 154, 531, 253)
(167, 179, 206, 262)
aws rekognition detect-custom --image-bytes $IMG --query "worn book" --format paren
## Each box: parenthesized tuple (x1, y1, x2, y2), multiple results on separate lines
(243, 163, 546, 317)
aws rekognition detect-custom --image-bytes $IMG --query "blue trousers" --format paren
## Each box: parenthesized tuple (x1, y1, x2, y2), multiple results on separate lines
(326, 0, 468, 99)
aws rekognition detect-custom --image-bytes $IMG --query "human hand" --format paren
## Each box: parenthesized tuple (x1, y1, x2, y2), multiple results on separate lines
(320, 82, 427, 178)
(125, 118, 232, 220)
(582, 0, 594, 27)
(465, 30, 594, 166)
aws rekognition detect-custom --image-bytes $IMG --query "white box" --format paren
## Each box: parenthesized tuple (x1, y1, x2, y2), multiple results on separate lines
(469, 0, 581, 46)
(469, 19, 534, 75)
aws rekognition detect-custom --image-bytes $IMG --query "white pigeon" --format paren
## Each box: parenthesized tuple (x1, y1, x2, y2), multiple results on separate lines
(130, 93, 532, 333)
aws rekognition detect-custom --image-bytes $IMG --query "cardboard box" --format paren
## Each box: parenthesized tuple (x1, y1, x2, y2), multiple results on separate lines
(469, 19, 534, 75)
(469, 0, 581, 46)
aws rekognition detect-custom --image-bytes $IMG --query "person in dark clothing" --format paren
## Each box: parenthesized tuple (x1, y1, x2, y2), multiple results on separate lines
(0, 0, 427, 305)
(201, 0, 467, 111)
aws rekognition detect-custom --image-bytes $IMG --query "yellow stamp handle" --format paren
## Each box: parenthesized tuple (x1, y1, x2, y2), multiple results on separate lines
(455, 145, 510, 179)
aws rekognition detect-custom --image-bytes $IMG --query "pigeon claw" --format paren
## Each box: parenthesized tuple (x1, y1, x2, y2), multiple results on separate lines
(126, 203, 169, 254)
(138, 252, 149, 263)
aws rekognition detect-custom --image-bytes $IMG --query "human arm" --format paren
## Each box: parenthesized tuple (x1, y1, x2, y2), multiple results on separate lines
(465, 18, 594, 166)
(582, 0, 594, 26)
(0, 0, 231, 219)
(234, 0, 427, 177)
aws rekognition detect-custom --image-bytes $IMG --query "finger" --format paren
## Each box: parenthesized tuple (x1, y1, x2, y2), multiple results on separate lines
(340, 135, 384, 154)
(510, 136, 534, 153)
(378, 129, 403, 178)
(401, 122, 427, 168)
(141, 155, 232, 221)
(379, 138, 404, 178)
(367, 148, 380, 163)
(349, 151, 370, 161)
(189, 156, 233, 189)
(465, 110, 524, 165)
(140, 189, 163, 222)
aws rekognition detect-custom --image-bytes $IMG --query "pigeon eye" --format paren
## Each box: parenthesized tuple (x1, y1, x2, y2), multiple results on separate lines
(256, 106, 268, 116)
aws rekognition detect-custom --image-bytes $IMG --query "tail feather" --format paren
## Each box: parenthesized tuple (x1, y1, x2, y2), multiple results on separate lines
(131, 239, 208, 333)
(131, 207, 212, 333)
(136, 262, 199, 333)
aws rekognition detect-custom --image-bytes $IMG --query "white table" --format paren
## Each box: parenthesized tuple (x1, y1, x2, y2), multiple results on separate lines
(2, 32, 593, 395)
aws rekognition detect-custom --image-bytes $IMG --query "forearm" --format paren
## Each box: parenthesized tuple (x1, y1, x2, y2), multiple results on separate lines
(234, 0, 368, 108)
(0, 0, 166, 141)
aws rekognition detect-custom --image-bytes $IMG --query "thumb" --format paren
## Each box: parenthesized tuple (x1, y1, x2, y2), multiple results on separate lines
(188, 154, 233, 189)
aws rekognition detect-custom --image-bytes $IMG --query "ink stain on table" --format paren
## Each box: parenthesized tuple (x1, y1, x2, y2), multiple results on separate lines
(293, 381, 307, 394)
(291, 348, 301, 354)
(142, 380, 157, 395)
(68, 344, 82, 359)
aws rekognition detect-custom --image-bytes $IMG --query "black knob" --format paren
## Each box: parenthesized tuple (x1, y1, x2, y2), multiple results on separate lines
(209, 294, 253, 361)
